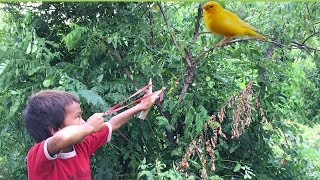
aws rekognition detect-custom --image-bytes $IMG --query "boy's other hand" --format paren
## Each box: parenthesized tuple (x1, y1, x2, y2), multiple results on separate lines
(138, 88, 164, 111)
(86, 113, 105, 133)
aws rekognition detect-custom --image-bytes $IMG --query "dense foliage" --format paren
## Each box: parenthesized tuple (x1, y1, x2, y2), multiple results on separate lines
(0, 2, 319, 179)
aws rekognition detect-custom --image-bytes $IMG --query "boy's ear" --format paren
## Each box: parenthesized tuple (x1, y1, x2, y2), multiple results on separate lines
(48, 127, 57, 136)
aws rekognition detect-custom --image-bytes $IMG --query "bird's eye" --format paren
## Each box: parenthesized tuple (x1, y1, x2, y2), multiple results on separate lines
(210, 5, 213, 8)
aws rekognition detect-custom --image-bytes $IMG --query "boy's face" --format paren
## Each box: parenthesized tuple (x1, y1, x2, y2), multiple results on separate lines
(63, 101, 84, 126)
(62, 101, 86, 142)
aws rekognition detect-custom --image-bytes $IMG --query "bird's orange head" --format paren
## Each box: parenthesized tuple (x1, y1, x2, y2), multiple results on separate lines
(203, 1, 223, 14)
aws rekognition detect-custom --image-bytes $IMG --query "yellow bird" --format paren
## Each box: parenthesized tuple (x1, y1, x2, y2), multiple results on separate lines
(203, 1, 267, 46)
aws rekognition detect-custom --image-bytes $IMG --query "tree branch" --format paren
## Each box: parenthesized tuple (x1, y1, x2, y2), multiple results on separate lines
(147, 3, 156, 49)
(193, 36, 319, 63)
(157, 2, 180, 49)
(109, 46, 136, 84)
(178, 3, 205, 100)
(179, 62, 196, 101)
(183, 48, 192, 67)
(192, 3, 203, 43)
(116, 130, 142, 153)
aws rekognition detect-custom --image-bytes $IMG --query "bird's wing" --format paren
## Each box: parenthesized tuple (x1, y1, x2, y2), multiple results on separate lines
(224, 9, 257, 31)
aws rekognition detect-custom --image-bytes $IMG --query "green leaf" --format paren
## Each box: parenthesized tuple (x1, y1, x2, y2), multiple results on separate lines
(244, 173, 252, 179)
(222, 143, 229, 149)
(107, 37, 113, 44)
(31, 44, 38, 53)
(78, 89, 107, 110)
(165, 124, 175, 131)
(0, 45, 8, 52)
(43, 79, 51, 87)
(97, 74, 104, 83)
(137, 170, 154, 179)
(229, 144, 240, 153)
(45, 40, 59, 48)
(250, 48, 261, 56)
(9, 98, 21, 117)
(233, 163, 241, 172)
(208, 81, 214, 88)
(156, 116, 169, 126)
(27, 67, 39, 76)
(26, 43, 32, 54)
(232, 48, 242, 58)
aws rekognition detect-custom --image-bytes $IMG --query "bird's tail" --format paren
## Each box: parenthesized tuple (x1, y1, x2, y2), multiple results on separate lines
(247, 30, 268, 40)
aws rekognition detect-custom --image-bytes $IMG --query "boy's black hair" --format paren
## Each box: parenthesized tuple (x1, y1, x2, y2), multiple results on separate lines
(23, 90, 79, 143)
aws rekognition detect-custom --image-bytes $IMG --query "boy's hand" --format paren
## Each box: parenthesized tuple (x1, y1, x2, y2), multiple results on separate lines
(85, 113, 105, 133)
(108, 87, 165, 131)
(47, 113, 105, 155)
(138, 88, 165, 111)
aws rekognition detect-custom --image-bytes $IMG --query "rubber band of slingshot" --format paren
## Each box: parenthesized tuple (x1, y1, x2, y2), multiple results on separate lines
(104, 83, 163, 115)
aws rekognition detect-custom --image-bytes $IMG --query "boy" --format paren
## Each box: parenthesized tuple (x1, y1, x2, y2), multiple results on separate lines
(23, 88, 162, 179)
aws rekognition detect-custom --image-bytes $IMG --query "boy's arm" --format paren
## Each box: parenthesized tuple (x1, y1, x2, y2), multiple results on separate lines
(108, 89, 163, 131)
(47, 113, 105, 156)
(46, 88, 163, 155)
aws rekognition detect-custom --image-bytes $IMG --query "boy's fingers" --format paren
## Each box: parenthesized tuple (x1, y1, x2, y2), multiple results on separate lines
(152, 95, 160, 100)
(154, 88, 165, 96)
(96, 113, 104, 119)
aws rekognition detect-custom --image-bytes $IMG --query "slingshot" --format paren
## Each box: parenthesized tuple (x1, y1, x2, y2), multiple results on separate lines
(104, 79, 165, 120)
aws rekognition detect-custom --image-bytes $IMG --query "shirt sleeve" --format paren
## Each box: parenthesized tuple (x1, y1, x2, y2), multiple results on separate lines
(82, 122, 112, 156)
(27, 139, 56, 177)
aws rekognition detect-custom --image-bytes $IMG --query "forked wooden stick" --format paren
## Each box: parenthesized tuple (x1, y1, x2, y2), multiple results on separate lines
(138, 78, 152, 120)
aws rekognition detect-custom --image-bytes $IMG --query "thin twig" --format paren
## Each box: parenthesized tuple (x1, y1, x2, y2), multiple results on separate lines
(116, 130, 131, 143)
(292, 40, 319, 51)
(302, 31, 319, 44)
(192, 32, 212, 43)
(157, 2, 180, 49)
(194, 45, 216, 62)
(194, 37, 258, 61)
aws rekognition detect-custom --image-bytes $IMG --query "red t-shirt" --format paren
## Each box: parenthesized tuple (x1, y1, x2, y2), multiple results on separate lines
(26, 122, 112, 180)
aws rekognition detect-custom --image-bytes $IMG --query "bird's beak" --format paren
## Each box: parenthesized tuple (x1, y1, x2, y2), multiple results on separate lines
(202, 5, 207, 11)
